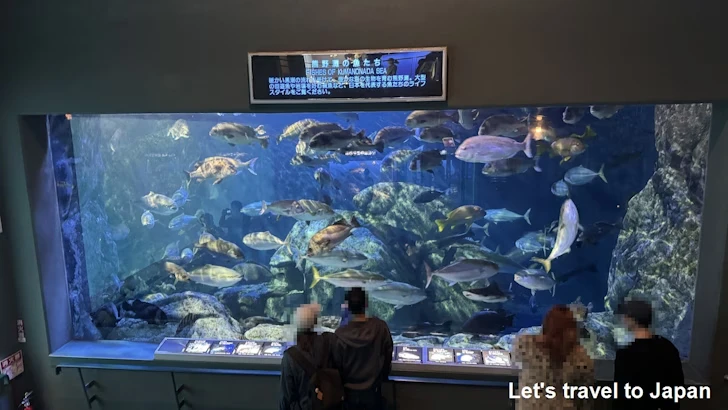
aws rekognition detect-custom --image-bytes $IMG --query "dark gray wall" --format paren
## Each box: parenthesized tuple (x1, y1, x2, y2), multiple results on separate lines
(2, 1, 728, 409)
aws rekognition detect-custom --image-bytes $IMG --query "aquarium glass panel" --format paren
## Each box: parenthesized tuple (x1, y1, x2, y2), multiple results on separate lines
(50, 105, 711, 359)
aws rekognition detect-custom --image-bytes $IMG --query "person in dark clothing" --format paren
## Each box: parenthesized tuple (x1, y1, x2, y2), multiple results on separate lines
(613, 299, 684, 410)
(219, 200, 249, 246)
(280, 303, 337, 410)
(333, 288, 393, 410)
(198, 212, 226, 239)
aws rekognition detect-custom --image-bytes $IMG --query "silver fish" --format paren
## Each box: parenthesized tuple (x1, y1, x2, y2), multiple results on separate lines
(141, 210, 155, 228)
(478, 114, 528, 138)
(458, 109, 477, 129)
(188, 264, 243, 288)
(267, 199, 335, 221)
(590, 105, 623, 120)
(180, 248, 194, 264)
(171, 185, 189, 207)
(462, 282, 510, 303)
(405, 110, 459, 129)
(369, 281, 427, 309)
(168, 214, 198, 230)
(532, 199, 579, 272)
(516, 232, 555, 253)
(167, 119, 190, 140)
(481, 157, 541, 177)
(564, 165, 607, 186)
(310, 266, 388, 289)
(455, 134, 532, 163)
(185, 156, 258, 185)
(514, 268, 556, 297)
(301, 249, 368, 269)
(141, 191, 179, 215)
(425, 259, 498, 288)
(551, 180, 570, 197)
(484, 208, 531, 225)
(243, 231, 289, 251)
(562, 107, 586, 124)
(242, 201, 269, 216)
(209, 122, 269, 148)
(373, 126, 415, 147)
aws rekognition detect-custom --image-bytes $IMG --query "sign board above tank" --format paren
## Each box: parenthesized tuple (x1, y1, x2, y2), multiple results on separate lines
(248, 47, 447, 104)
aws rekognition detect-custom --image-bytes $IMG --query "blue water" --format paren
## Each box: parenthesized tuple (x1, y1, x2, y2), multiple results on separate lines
(52, 105, 657, 355)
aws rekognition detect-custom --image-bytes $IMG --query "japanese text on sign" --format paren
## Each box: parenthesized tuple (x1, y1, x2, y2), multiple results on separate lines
(267, 74, 429, 97)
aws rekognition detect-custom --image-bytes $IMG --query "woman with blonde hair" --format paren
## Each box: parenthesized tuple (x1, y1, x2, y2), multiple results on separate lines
(512, 305, 594, 410)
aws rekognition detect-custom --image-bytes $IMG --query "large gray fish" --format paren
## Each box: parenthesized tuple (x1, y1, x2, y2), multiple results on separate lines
(562, 107, 586, 124)
(532, 198, 579, 272)
(455, 134, 532, 163)
(242, 231, 290, 251)
(278, 119, 319, 143)
(168, 214, 198, 230)
(267, 199, 335, 221)
(141, 191, 179, 215)
(194, 236, 245, 260)
(564, 165, 607, 186)
(590, 105, 623, 120)
(310, 266, 388, 289)
(369, 281, 427, 309)
(416, 126, 456, 143)
(309, 129, 376, 152)
(232, 262, 273, 282)
(373, 126, 415, 147)
(481, 157, 541, 177)
(514, 268, 556, 305)
(300, 249, 368, 269)
(516, 231, 555, 254)
(425, 259, 498, 288)
(209, 122, 269, 148)
(409, 149, 447, 173)
(299, 122, 344, 142)
(478, 114, 528, 138)
(290, 153, 341, 168)
(187, 264, 243, 288)
(405, 110, 459, 129)
(380, 147, 423, 173)
(185, 156, 258, 185)
(307, 217, 360, 255)
(435, 205, 485, 232)
(171, 185, 189, 208)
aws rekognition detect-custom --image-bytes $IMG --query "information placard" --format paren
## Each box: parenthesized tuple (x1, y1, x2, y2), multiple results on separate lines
(234, 341, 263, 356)
(248, 48, 447, 104)
(209, 341, 236, 355)
(183, 340, 212, 354)
(454, 349, 483, 365)
(483, 350, 512, 367)
(395, 346, 423, 363)
(261, 342, 286, 356)
(427, 348, 454, 364)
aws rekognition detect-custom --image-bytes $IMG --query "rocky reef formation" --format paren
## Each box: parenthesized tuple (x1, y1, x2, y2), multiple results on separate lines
(606, 104, 710, 356)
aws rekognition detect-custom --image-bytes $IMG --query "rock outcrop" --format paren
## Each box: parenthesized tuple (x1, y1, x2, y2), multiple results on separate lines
(606, 104, 710, 356)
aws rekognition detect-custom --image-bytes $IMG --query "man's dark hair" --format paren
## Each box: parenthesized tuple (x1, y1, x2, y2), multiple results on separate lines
(617, 299, 653, 328)
(345, 287, 367, 315)
(231, 200, 243, 210)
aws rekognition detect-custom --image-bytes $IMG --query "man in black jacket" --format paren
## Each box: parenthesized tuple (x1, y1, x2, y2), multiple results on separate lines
(613, 299, 684, 410)
(333, 287, 393, 410)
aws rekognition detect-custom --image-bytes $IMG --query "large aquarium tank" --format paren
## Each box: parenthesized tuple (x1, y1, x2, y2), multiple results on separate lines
(50, 104, 710, 360)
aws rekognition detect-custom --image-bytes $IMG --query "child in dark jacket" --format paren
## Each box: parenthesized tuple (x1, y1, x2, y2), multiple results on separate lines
(279, 304, 337, 410)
